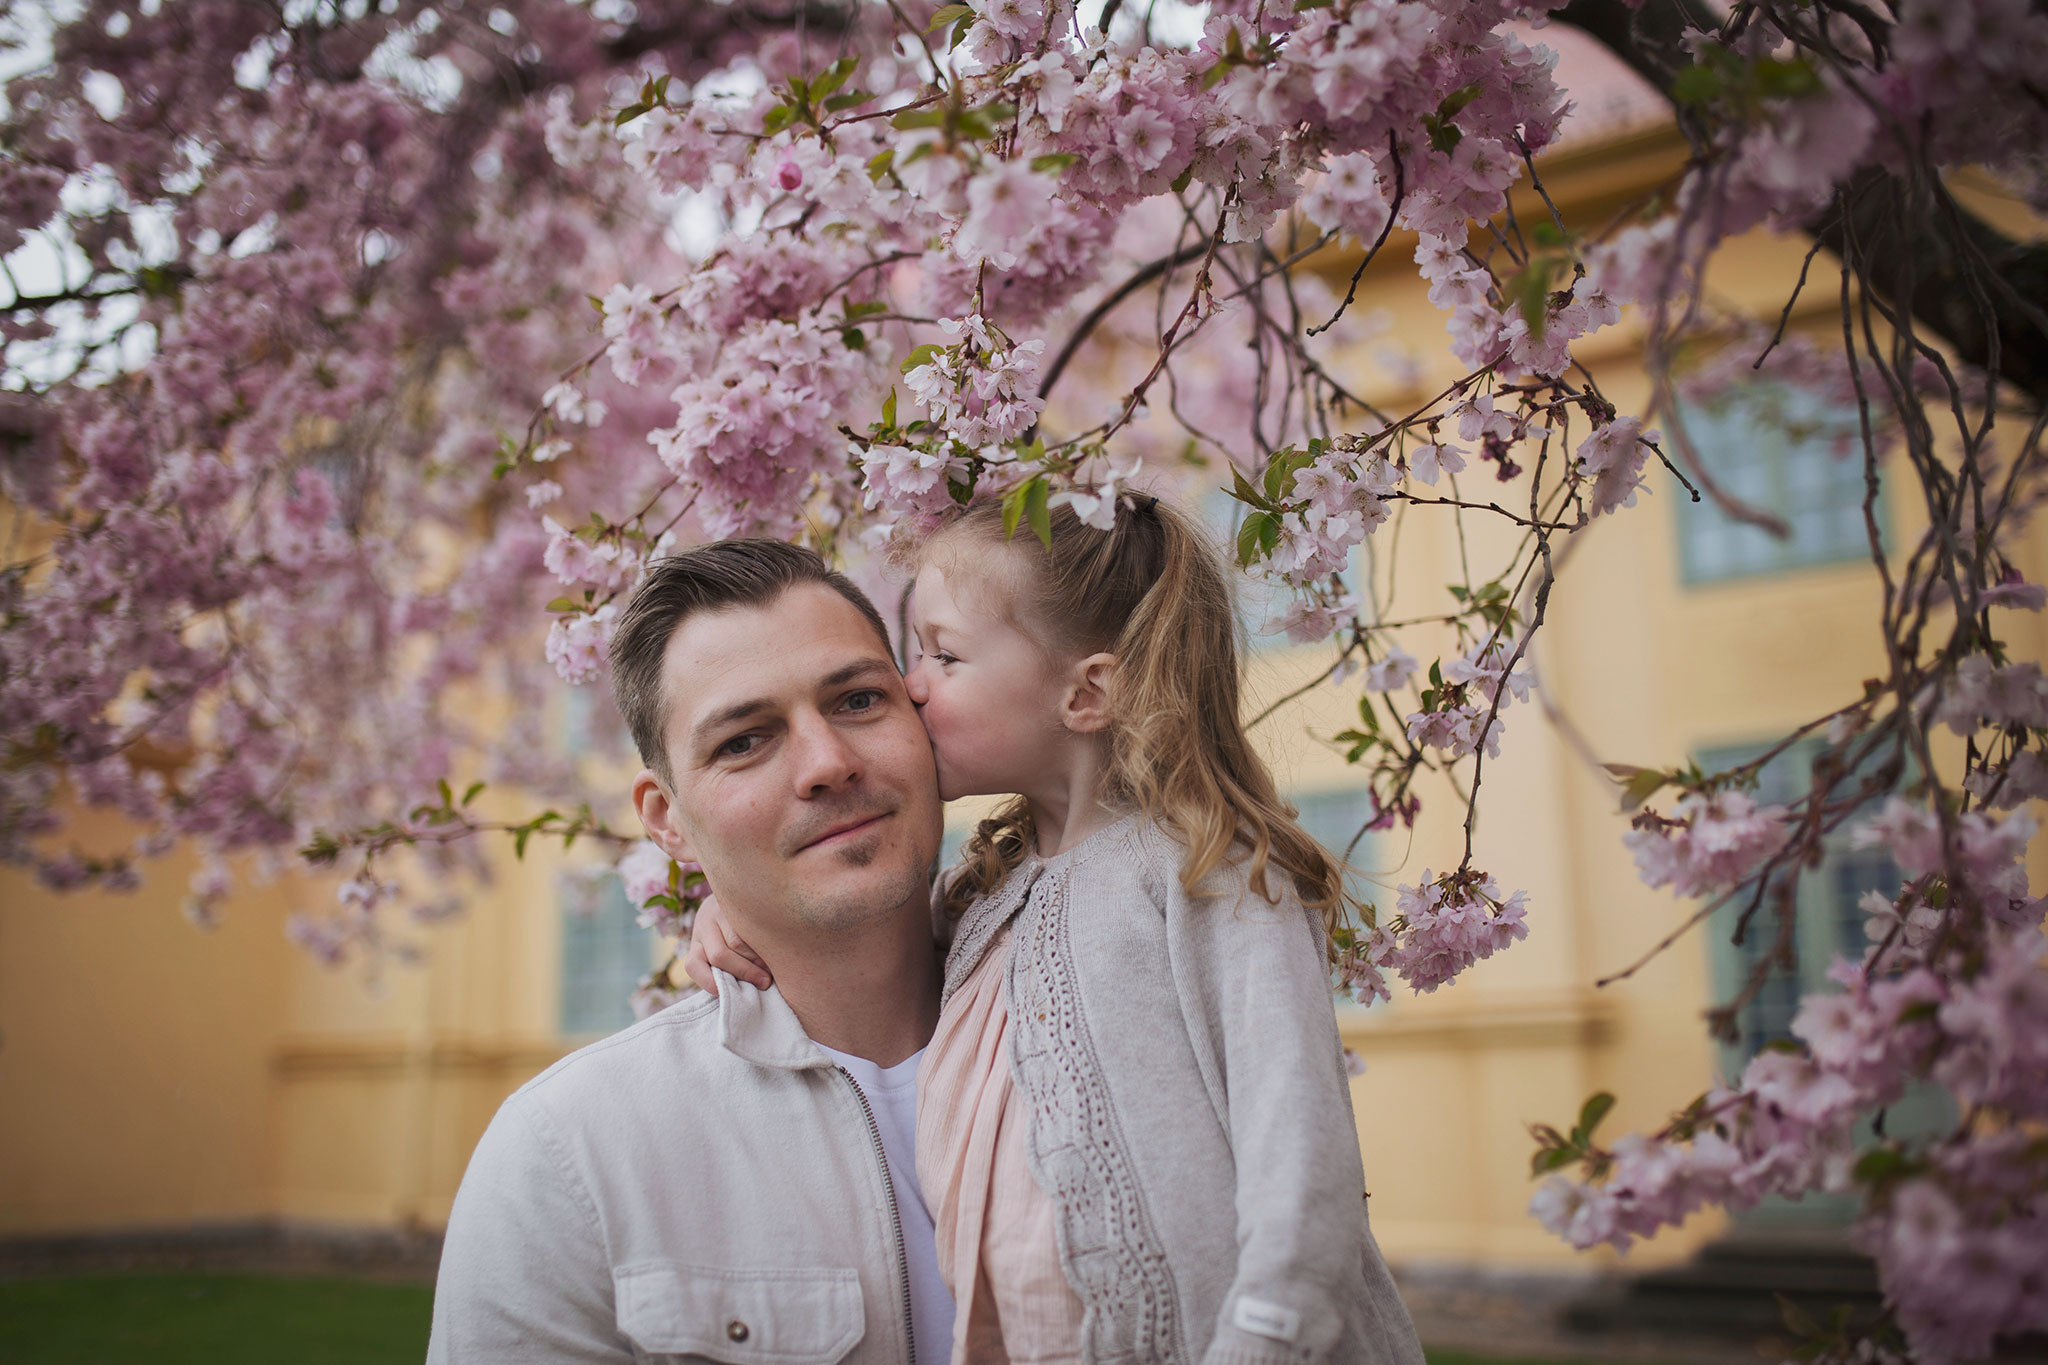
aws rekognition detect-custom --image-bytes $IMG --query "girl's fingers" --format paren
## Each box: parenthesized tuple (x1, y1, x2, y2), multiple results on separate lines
(682, 928, 721, 996)
(691, 894, 773, 991)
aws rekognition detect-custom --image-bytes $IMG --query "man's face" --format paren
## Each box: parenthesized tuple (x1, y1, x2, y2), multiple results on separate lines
(634, 584, 941, 940)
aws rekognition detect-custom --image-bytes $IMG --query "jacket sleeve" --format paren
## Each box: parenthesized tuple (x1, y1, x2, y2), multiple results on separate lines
(427, 1093, 628, 1364)
(1168, 867, 1426, 1365)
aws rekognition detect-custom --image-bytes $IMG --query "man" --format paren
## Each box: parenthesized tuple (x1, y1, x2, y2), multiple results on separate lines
(428, 540, 955, 1363)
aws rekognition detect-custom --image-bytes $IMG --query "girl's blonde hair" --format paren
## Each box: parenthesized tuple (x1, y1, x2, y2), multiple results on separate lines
(927, 494, 1346, 935)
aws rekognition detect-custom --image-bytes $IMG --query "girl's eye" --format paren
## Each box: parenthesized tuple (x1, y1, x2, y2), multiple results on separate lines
(932, 651, 958, 666)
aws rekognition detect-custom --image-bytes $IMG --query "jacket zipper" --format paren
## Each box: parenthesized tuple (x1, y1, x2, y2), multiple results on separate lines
(835, 1066, 915, 1364)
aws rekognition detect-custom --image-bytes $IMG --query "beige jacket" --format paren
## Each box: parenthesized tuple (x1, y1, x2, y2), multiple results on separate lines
(427, 977, 919, 1364)
(944, 814, 1426, 1365)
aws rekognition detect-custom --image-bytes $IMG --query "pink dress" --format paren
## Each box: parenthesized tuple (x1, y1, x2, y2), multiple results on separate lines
(916, 926, 1087, 1364)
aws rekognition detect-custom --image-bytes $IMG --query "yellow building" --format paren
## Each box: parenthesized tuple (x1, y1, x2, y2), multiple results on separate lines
(4, 114, 2042, 1301)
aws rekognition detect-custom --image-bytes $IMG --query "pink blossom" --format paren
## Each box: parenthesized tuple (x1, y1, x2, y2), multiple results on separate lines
(541, 516, 636, 593)
(545, 604, 618, 686)
(1388, 871, 1529, 993)
(1625, 789, 1791, 899)
(1366, 645, 1418, 692)
(1575, 417, 1655, 516)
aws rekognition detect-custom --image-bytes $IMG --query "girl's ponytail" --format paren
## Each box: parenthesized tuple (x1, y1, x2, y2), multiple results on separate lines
(928, 492, 1347, 934)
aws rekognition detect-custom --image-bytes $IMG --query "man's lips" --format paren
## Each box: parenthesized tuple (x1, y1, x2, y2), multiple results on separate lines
(797, 811, 891, 852)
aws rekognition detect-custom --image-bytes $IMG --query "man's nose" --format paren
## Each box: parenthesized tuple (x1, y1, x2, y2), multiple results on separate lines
(789, 712, 862, 795)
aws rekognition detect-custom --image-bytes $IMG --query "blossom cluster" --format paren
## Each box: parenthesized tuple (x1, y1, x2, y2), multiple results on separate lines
(1385, 870, 1531, 994)
(1536, 787, 2048, 1362)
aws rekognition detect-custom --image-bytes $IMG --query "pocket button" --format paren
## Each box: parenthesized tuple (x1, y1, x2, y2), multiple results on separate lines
(726, 1320, 750, 1343)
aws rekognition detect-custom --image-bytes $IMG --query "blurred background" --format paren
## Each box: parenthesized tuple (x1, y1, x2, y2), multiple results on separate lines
(4, 10, 2046, 1365)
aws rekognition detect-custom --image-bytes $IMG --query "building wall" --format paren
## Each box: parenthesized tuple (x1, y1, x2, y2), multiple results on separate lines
(4, 123, 2041, 1277)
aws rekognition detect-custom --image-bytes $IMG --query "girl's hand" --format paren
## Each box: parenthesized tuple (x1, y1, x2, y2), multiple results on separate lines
(683, 893, 773, 995)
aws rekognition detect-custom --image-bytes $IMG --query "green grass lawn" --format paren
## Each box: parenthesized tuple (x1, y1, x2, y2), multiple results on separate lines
(0, 1272, 1607, 1365)
(0, 1273, 433, 1365)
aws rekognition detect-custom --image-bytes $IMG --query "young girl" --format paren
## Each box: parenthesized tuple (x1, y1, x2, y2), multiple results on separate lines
(692, 495, 1423, 1365)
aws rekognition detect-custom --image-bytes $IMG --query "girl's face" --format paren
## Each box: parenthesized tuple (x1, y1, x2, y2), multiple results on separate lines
(903, 558, 1072, 802)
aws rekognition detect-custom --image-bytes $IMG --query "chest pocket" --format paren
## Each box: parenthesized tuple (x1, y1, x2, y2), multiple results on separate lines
(614, 1263, 866, 1364)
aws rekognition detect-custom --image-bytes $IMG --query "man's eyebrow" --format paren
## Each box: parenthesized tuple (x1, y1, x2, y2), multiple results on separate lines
(688, 657, 899, 752)
(689, 697, 774, 752)
(820, 657, 899, 690)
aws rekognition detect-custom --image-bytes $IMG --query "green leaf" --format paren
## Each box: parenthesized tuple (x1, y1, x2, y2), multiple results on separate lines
(613, 102, 651, 127)
(1001, 478, 1035, 540)
(546, 597, 582, 613)
(1622, 768, 1668, 812)
(1436, 83, 1483, 121)
(890, 107, 948, 131)
(1170, 166, 1193, 194)
(1228, 465, 1272, 511)
(900, 343, 942, 375)
(810, 56, 858, 100)
(1428, 659, 1444, 690)
(1024, 478, 1052, 548)
(1422, 113, 1461, 155)
(926, 3, 971, 29)
(845, 300, 889, 322)
(761, 103, 799, 136)
(867, 147, 896, 182)
(513, 828, 532, 859)
(1753, 56, 1821, 101)
(438, 778, 454, 808)
(1852, 1146, 1910, 1187)
(1236, 511, 1277, 567)
(824, 90, 873, 113)
(1507, 257, 1556, 336)
(1029, 152, 1077, 174)
(1575, 1092, 1616, 1142)
(1356, 695, 1381, 733)
(880, 388, 897, 428)
(461, 782, 485, 806)
(1671, 62, 1724, 107)
(1530, 1146, 1579, 1177)
(841, 328, 867, 350)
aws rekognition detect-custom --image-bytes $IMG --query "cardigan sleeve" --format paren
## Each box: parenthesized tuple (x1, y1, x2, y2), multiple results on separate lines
(1166, 863, 1425, 1365)
(427, 1094, 629, 1364)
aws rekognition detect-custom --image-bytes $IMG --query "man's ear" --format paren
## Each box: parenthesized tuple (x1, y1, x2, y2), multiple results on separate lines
(632, 768, 696, 863)
(1061, 652, 1118, 734)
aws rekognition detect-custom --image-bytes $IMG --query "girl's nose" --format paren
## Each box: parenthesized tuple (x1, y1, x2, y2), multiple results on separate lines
(903, 657, 930, 706)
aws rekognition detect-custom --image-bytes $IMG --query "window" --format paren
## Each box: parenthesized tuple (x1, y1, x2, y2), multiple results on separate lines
(1674, 384, 1878, 584)
(1698, 739, 1948, 1229)
(1292, 787, 1379, 905)
(559, 874, 659, 1037)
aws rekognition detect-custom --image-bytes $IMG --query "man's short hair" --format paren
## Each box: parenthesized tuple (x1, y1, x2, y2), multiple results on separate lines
(608, 540, 895, 783)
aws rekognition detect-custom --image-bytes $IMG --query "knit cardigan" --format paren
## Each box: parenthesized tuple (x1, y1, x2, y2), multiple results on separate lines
(941, 814, 1426, 1365)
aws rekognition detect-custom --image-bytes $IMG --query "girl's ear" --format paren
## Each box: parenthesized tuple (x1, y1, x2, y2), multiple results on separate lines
(1062, 652, 1118, 734)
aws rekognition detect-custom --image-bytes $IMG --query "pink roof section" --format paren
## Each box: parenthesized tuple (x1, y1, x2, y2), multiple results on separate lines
(1517, 20, 1674, 148)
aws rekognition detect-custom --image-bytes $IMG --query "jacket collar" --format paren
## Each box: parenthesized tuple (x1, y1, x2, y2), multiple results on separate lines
(712, 969, 834, 1072)
(940, 858, 1043, 1008)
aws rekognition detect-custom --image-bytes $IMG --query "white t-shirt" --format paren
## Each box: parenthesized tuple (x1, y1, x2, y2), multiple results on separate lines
(819, 1044, 955, 1365)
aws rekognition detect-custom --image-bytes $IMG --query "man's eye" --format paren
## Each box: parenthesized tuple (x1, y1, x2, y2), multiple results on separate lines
(717, 734, 759, 758)
(843, 689, 884, 713)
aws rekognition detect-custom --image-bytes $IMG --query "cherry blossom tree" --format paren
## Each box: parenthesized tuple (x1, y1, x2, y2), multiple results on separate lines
(4, 1, 2045, 1356)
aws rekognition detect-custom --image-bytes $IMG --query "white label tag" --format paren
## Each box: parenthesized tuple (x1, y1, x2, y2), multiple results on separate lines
(1231, 1296, 1301, 1343)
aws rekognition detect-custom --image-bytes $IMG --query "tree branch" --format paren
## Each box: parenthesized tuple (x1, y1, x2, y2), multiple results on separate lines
(1556, 0, 2048, 405)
